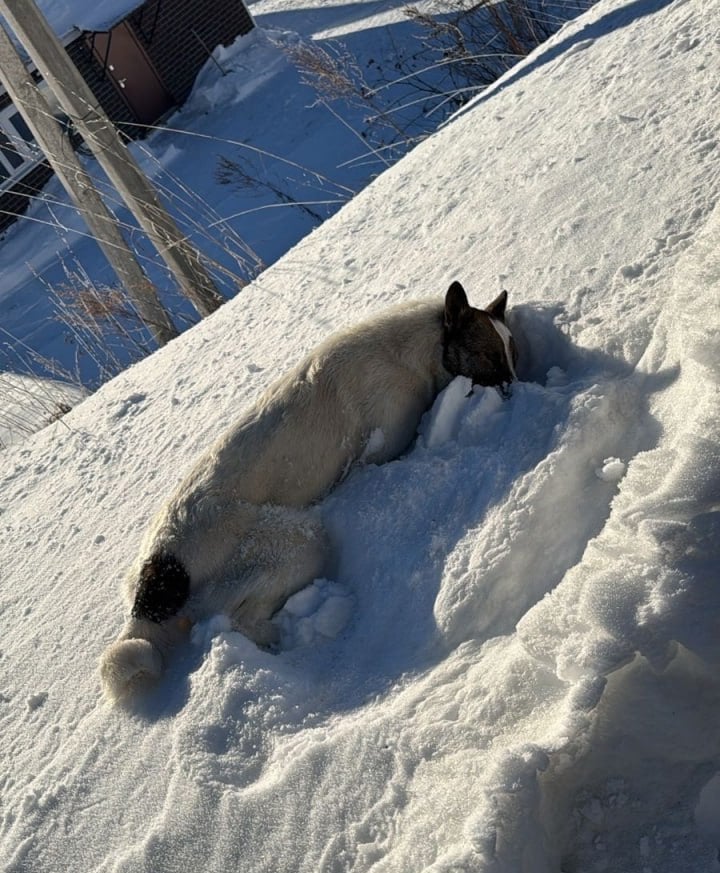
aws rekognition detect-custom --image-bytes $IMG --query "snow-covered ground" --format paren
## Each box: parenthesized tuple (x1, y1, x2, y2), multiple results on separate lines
(2, 0, 720, 871)
(0, 372, 84, 448)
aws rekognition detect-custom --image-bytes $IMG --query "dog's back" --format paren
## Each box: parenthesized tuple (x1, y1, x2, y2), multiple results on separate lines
(182, 299, 449, 509)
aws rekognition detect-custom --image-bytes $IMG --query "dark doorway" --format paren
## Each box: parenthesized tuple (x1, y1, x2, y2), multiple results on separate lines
(90, 22, 174, 125)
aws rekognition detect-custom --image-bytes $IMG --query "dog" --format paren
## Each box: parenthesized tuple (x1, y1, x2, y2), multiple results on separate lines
(100, 281, 518, 702)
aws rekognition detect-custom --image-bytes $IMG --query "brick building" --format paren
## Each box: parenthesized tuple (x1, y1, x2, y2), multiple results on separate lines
(0, 0, 255, 232)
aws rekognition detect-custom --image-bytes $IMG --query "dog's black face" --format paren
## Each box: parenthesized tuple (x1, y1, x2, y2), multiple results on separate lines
(442, 281, 517, 388)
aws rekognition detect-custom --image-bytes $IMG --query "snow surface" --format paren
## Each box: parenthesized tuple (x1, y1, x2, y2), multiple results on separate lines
(0, 372, 84, 448)
(1, 0, 720, 871)
(24, 0, 146, 37)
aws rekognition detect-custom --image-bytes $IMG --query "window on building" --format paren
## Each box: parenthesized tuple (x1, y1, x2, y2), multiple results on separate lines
(0, 105, 43, 191)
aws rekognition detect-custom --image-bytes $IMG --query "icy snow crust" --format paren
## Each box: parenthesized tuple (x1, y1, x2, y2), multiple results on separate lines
(2, 0, 720, 870)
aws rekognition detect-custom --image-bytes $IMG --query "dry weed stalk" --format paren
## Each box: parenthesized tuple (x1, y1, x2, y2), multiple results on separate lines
(52, 279, 156, 379)
(405, 0, 594, 95)
(282, 38, 418, 150)
(284, 41, 363, 102)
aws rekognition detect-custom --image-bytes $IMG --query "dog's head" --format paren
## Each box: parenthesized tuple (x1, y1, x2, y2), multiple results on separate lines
(442, 281, 518, 388)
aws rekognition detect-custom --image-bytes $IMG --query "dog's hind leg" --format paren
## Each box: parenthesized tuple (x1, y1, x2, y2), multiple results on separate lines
(100, 507, 329, 700)
(226, 508, 330, 647)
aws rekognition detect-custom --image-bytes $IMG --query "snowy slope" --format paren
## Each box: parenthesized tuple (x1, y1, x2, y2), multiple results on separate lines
(1, 1, 720, 871)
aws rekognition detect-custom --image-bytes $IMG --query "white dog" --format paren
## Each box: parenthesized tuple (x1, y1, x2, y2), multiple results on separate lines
(100, 281, 518, 702)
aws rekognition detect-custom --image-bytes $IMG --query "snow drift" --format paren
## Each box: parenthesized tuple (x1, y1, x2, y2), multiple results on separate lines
(1, 0, 719, 871)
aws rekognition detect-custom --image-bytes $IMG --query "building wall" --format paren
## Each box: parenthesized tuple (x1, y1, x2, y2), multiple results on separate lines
(0, 71, 59, 233)
(0, 35, 139, 233)
(127, 0, 254, 105)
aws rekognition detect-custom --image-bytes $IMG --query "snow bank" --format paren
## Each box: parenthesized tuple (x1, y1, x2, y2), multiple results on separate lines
(0, 372, 84, 448)
(1, 0, 719, 871)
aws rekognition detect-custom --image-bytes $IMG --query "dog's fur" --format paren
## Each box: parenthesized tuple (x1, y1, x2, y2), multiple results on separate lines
(100, 281, 517, 702)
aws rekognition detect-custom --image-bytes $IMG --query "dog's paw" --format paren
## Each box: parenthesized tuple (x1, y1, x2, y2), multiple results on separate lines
(233, 617, 281, 650)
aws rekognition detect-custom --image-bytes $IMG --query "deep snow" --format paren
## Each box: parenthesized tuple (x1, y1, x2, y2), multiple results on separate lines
(1, 0, 720, 871)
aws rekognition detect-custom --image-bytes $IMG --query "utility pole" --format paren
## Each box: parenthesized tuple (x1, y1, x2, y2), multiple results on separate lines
(0, 0, 225, 319)
(0, 23, 178, 346)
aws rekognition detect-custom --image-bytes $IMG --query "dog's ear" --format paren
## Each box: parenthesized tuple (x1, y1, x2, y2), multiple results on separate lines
(445, 281, 470, 331)
(485, 290, 508, 322)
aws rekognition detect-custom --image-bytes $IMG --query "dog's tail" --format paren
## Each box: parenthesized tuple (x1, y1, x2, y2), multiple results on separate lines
(100, 552, 191, 704)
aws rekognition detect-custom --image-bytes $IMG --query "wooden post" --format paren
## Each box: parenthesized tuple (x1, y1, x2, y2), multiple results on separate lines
(0, 0, 225, 318)
(0, 23, 179, 346)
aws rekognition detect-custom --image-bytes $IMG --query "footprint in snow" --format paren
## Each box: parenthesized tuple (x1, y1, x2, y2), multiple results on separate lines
(110, 393, 147, 420)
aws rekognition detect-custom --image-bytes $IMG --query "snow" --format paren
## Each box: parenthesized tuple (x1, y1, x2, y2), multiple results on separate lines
(0, 25, 376, 385)
(27, 0, 146, 37)
(0, 372, 85, 448)
(594, 456, 626, 482)
(1, 0, 720, 871)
